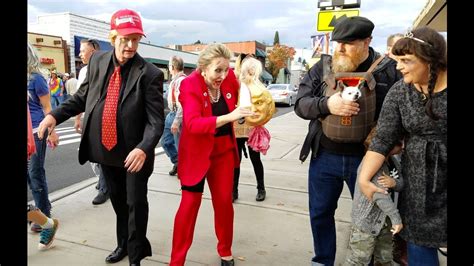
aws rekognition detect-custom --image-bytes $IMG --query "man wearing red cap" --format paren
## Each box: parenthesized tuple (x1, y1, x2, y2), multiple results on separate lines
(38, 9, 164, 266)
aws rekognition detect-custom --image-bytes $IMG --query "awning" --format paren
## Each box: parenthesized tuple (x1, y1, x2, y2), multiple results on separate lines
(256, 48, 267, 58)
(260, 69, 273, 81)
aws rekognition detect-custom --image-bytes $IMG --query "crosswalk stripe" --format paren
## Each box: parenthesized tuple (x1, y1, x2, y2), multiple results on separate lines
(59, 133, 81, 140)
(58, 138, 164, 155)
(59, 138, 81, 145)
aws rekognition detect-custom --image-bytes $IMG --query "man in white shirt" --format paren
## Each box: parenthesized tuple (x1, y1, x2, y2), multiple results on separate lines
(73, 39, 109, 205)
(65, 72, 78, 96)
(160, 56, 187, 176)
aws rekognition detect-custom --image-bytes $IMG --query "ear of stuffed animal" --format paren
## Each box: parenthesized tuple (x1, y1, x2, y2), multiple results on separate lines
(337, 80, 346, 91)
(358, 79, 366, 90)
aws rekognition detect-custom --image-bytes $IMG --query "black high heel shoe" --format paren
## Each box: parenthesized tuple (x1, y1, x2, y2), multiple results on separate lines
(221, 258, 235, 266)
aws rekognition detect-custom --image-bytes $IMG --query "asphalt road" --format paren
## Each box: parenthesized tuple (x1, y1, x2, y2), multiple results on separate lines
(28, 105, 295, 201)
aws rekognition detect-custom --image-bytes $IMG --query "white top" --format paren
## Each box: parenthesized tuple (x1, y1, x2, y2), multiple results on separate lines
(66, 78, 78, 95)
(76, 67, 88, 90)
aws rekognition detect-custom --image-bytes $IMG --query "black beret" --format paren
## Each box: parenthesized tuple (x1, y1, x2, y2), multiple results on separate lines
(331, 16, 374, 43)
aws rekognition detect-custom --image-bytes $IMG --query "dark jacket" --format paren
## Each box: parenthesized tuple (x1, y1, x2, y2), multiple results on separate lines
(294, 47, 402, 162)
(51, 50, 164, 173)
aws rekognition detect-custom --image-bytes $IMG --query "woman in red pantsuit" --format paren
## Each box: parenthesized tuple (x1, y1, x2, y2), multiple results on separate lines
(170, 43, 254, 266)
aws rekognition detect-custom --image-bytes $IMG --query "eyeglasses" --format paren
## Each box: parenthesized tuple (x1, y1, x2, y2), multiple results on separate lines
(404, 30, 432, 47)
(118, 36, 142, 45)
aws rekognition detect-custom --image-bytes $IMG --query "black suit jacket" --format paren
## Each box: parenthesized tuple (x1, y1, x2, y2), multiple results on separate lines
(51, 50, 164, 170)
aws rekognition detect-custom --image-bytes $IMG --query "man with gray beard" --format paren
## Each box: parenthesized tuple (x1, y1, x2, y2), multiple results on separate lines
(294, 16, 402, 266)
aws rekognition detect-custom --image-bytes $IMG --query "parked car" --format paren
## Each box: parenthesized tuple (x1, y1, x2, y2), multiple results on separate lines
(267, 84, 298, 106)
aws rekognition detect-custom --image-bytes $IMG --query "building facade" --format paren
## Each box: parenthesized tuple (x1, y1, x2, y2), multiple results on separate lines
(28, 32, 68, 74)
(29, 12, 198, 80)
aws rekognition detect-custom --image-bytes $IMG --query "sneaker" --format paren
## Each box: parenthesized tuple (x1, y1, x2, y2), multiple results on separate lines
(169, 164, 178, 176)
(38, 219, 59, 250)
(30, 222, 42, 233)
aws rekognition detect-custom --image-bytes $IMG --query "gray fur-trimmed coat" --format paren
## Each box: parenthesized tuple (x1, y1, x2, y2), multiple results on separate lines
(351, 161, 403, 236)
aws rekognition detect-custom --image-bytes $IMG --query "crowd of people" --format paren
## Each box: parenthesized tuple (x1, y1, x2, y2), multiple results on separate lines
(26, 7, 447, 266)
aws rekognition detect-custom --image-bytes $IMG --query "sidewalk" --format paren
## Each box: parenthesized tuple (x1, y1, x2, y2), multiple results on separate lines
(27, 111, 447, 265)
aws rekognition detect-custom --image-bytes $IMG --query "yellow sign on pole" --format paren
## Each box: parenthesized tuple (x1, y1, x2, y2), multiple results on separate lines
(317, 9, 360, 32)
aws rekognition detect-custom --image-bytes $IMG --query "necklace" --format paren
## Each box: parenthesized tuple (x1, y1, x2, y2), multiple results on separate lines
(208, 88, 220, 103)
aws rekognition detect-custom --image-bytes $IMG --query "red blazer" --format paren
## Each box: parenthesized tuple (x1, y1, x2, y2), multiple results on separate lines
(177, 69, 240, 186)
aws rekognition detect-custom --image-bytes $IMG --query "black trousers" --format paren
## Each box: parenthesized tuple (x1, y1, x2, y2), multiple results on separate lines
(233, 137, 265, 192)
(101, 164, 152, 263)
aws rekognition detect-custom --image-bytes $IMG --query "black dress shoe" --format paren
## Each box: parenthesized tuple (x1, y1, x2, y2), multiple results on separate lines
(232, 190, 239, 202)
(221, 258, 234, 266)
(130, 263, 140, 266)
(105, 247, 128, 263)
(256, 189, 266, 201)
(169, 164, 178, 176)
(92, 192, 109, 205)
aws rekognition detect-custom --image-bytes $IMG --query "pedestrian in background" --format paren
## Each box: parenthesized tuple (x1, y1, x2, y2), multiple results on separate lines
(358, 26, 447, 265)
(48, 70, 63, 109)
(27, 42, 59, 233)
(65, 72, 78, 96)
(61, 73, 70, 101)
(232, 54, 271, 202)
(294, 16, 402, 265)
(73, 38, 109, 205)
(385, 33, 403, 59)
(161, 55, 187, 177)
(169, 43, 254, 266)
(38, 9, 165, 265)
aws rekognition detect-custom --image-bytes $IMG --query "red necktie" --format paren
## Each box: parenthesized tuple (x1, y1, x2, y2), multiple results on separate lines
(102, 66, 121, 151)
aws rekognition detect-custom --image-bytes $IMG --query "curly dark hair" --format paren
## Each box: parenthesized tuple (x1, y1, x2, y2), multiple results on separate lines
(392, 27, 447, 120)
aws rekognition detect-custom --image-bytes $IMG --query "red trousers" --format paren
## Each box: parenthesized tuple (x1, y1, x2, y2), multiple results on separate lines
(170, 136, 235, 265)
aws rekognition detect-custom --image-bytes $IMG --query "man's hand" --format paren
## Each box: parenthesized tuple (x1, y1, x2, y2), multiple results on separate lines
(327, 92, 360, 117)
(124, 148, 147, 173)
(171, 120, 180, 135)
(47, 130, 59, 150)
(74, 115, 82, 134)
(38, 115, 57, 140)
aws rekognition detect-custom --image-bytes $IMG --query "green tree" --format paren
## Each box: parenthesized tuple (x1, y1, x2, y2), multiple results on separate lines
(273, 31, 280, 45)
(267, 44, 296, 83)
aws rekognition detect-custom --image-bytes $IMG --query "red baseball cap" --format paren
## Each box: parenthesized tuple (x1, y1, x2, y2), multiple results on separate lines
(110, 9, 146, 37)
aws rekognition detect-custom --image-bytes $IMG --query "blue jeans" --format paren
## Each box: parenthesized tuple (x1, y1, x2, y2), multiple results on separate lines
(27, 130, 51, 217)
(91, 162, 108, 194)
(407, 242, 439, 265)
(308, 148, 362, 266)
(160, 111, 179, 164)
(50, 95, 62, 109)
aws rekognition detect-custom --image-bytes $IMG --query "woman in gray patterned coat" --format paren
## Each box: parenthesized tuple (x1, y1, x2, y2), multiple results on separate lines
(358, 26, 447, 265)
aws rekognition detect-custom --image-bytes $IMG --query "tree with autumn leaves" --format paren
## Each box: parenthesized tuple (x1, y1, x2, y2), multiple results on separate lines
(267, 44, 296, 83)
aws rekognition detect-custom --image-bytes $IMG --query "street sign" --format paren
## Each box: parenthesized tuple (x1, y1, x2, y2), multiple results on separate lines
(317, 9, 360, 32)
